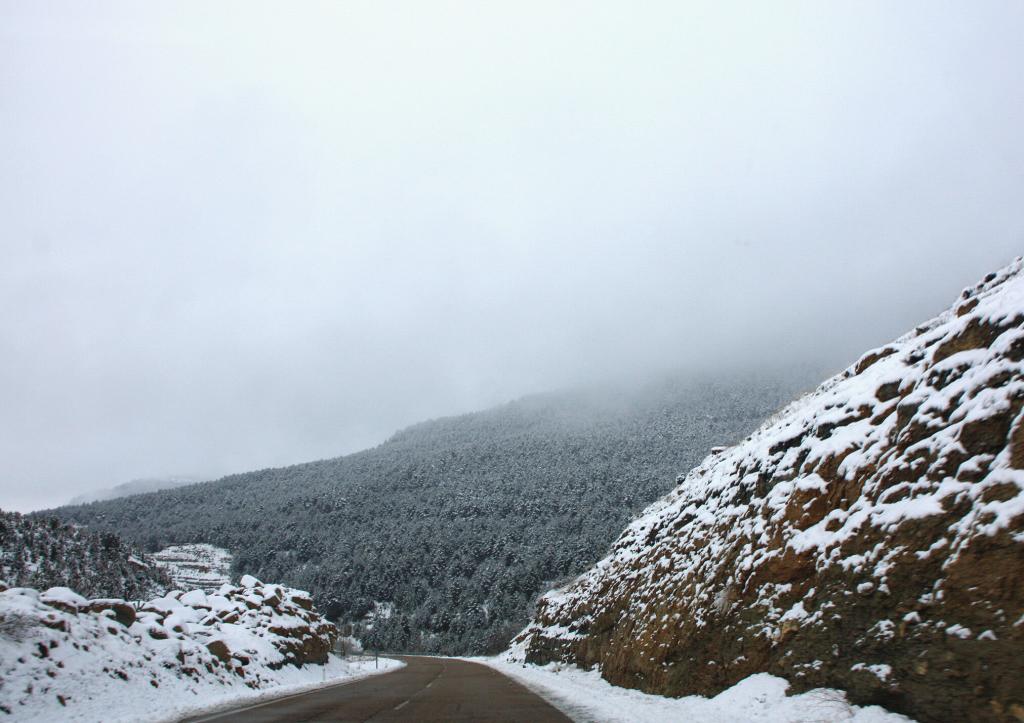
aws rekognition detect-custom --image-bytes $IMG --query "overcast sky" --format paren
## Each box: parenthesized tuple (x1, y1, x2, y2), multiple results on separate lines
(2, 1, 1022, 512)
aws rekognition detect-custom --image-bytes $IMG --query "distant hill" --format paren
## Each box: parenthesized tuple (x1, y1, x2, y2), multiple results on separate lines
(50, 369, 818, 654)
(516, 259, 1024, 722)
(0, 509, 169, 599)
(68, 476, 202, 505)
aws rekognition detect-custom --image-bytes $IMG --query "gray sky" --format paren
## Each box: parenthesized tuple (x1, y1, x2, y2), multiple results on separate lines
(2, 1, 1022, 512)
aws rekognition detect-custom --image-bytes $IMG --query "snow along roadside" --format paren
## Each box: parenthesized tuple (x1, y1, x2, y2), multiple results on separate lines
(152, 655, 404, 723)
(0, 579, 401, 723)
(473, 658, 915, 723)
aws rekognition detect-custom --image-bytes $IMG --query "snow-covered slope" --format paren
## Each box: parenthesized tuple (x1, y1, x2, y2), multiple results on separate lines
(481, 658, 910, 723)
(515, 259, 1024, 723)
(0, 576, 351, 721)
(152, 543, 232, 592)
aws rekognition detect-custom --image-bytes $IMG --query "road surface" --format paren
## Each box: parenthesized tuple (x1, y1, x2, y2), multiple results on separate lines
(183, 655, 571, 722)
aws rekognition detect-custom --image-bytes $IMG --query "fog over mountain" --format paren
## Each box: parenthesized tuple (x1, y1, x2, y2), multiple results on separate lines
(2, 2, 1023, 511)
(67, 476, 202, 506)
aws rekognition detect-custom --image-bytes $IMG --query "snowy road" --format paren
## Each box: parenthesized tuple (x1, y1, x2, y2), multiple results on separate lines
(181, 655, 570, 722)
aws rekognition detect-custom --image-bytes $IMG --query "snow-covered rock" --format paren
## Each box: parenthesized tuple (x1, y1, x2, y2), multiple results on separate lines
(0, 576, 339, 721)
(151, 543, 232, 592)
(515, 259, 1024, 723)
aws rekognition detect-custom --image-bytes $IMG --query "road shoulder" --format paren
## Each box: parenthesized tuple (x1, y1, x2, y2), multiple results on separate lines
(171, 655, 405, 723)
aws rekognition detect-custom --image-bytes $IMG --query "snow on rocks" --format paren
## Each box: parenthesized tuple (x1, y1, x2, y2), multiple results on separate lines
(151, 543, 232, 592)
(0, 576, 341, 721)
(516, 259, 1024, 723)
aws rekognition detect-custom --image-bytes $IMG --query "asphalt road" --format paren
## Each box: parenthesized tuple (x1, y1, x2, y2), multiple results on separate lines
(183, 655, 571, 722)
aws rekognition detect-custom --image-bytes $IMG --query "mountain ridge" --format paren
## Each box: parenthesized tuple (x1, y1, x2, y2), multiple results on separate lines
(67, 476, 202, 506)
(48, 368, 818, 655)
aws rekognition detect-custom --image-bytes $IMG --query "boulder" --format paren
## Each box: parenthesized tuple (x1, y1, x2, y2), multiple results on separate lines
(205, 639, 231, 663)
(85, 600, 136, 627)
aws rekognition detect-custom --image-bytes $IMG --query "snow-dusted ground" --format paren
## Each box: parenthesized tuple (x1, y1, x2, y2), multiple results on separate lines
(151, 543, 232, 591)
(477, 659, 914, 723)
(0, 578, 402, 722)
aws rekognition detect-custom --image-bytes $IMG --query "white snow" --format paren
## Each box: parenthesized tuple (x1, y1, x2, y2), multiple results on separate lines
(477, 659, 914, 723)
(152, 543, 233, 592)
(39, 587, 88, 608)
(944, 624, 973, 639)
(851, 663, 894, 681)
(0, 578, 398, 722)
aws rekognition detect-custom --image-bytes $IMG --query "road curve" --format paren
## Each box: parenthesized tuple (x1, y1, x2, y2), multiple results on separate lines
(181, 655, 571, 722)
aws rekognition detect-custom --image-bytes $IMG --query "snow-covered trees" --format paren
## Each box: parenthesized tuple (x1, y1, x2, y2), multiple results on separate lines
(0, 510, 169, 599)
(50, 370, 814, 654)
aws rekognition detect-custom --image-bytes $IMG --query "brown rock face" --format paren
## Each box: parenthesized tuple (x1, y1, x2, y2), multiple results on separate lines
(206, 639, 231, 662)
(85, 600, 136, 627)
(518, 259, 1024, 723)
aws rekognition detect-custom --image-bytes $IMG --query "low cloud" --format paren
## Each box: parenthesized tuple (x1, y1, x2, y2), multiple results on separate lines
(1, 2, 1022, 510)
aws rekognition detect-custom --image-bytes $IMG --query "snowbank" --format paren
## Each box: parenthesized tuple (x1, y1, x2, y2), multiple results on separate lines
(0, 576, 396, 722)
(479, 658, 913, 723)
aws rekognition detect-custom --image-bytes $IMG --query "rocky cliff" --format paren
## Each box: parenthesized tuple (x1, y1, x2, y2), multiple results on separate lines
(515, 259, 1024, 723)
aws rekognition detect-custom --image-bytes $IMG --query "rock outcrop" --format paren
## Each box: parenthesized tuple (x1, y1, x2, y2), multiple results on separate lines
(515, 259, 1024, 723)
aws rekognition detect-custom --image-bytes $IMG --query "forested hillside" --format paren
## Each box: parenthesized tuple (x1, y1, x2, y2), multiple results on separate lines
(0, 510, 169, 599)
(50, 371, 815, 654)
